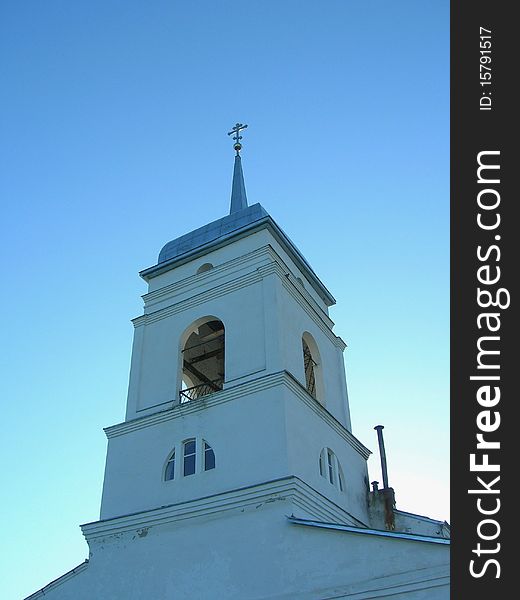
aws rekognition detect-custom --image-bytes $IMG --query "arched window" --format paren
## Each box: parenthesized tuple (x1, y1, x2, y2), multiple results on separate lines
(180, 318, 225, 403)
(203, 440, 215, 471)
(319, 448, 345, 492)
(164, 437, 216, 482)
(183, 439, 197, 476)
(164, 449, 175, 481)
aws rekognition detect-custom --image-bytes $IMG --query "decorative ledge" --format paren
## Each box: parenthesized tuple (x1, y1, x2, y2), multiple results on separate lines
(104, 370, 371, 460)
(81, 476, 363, 542)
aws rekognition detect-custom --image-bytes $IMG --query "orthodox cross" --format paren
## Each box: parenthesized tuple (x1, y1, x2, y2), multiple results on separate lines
(227, 122, 248, 154)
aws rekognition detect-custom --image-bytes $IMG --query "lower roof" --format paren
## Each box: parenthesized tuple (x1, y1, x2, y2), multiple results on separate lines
(287, 516, 451, 545)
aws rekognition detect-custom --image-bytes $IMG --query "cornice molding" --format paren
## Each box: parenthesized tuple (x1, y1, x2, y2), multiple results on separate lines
(139, 269, 263, 326)
(257, 258, 345, 348)
(131, 244, 346, 350)
(139, 212, 336, 307)
(104, 370, 371, 460)
(283, 371, 370, 457)
(142, 246, 272, 308)
(81, 476, 362, 543)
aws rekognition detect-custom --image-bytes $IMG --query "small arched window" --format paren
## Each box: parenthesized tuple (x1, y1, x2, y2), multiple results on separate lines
(319, 448, 345, 492)
(196, 263, 214, 274)
(164, 437, 216, 482)
(164, 449, 175, 481)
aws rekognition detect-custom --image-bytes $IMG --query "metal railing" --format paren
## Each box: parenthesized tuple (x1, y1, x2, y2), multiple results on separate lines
(179, 378, 224, 404)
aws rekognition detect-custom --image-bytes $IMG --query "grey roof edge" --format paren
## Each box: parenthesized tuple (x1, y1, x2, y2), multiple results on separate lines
(287, 516, 451, 545)
(23, 560, 89, 599)
(395, 509, 450, 528)
(157, 203, 269, 264)
(140, 204, 336, 306)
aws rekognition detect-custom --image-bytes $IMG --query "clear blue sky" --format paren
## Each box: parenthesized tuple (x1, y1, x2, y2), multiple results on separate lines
(0, 2, 449, 597)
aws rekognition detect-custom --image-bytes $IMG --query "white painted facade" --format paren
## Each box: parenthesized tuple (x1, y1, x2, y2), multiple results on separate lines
(26, 197, 449, 599)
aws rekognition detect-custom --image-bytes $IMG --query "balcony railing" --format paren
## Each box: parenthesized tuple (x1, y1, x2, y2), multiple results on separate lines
(179, 378, 224, 404)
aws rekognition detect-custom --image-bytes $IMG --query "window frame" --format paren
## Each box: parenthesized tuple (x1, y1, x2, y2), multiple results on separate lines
(203, 440, 215, 471)
(164, 449, 176, 481)
(183, 438, 197, 477)
(164, 436, 216, 483)
(319, 447, 345, 493)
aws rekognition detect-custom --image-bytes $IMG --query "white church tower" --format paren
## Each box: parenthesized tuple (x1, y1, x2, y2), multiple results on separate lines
(27, 124, 450, 600)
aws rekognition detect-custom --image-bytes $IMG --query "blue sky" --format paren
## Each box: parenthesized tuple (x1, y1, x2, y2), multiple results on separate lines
(0, 2, 449, 597)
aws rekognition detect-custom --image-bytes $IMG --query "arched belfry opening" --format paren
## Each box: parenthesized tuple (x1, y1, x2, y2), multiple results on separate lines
(302, 332, 324, 404)
(180, 318, 225, 403)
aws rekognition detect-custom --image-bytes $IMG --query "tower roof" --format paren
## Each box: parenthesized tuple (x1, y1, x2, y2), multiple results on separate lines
(139, 124, 336, 307)
(140, 202, 335, 307)
(230, 154, 248, 213)
(155, 203, 269, 265)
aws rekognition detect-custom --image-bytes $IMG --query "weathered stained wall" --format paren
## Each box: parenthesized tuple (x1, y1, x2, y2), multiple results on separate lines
(26, 500, 449, 600)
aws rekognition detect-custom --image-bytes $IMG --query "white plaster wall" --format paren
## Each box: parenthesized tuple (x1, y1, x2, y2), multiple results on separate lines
(102, 379, 369, 525)
(283, 390, 370, 526)
(146, 230, 270, 292)
(102, 386, 290, 519)
(30, 502, 449, 600)
(126, 279, 268, 419)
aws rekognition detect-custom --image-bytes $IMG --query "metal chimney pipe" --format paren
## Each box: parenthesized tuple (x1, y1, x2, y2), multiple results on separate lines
(374, 425, 389, 489)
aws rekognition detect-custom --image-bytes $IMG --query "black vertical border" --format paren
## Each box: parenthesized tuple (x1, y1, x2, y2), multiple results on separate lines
(451, 1, 515, 597)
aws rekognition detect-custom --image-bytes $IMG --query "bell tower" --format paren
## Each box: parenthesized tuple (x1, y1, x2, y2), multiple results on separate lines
(99, 124, 371, 528)
(26, 125, 450, 600)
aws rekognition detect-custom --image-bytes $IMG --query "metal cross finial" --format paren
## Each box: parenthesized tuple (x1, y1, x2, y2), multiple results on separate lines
(227, 122, 248, 155)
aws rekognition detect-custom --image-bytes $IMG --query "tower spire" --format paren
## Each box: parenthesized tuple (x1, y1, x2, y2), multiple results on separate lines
(227, 122, 248, 214)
